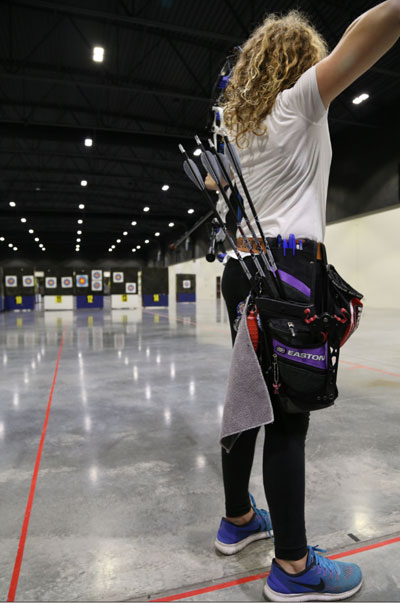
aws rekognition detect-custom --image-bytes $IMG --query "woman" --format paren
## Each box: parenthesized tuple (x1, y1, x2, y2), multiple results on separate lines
(214, 3, 400, 601)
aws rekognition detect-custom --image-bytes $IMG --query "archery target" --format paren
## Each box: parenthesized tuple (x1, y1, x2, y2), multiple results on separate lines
(92, 270, 102, 281)
(92, 280, 103, 291)
(5, 275, 17, 287)
(113, 272, 124, 283)
(23, 275, 34, 287)
(61, 276, 73, 288)
(125, 282, 137, 294)
(46, 277, 57, 289)
(183, 280, 191, 289)
(76, 274, 89, 288)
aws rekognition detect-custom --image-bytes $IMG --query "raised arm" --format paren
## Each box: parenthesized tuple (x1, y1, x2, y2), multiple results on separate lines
(316, 0, 400, 108)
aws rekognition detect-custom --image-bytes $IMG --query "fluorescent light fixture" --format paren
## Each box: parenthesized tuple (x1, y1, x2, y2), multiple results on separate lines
(9, 201, 16, 207)
(193, 148, 202, 156)
(131, 221, 137, 226)
(143, 206, 150, 212)
(35, 237, 39, 242)
(79, 203, 85, 209)
(39, 243, 43, 248)
(162, 184, 169, 191)
(136, 245, 141, 249)
(123, 231, 128, 236)
(132, 249, 136, 252)
(0, 237, 4, 241)
(188, 209, 195, 214)
(111, 245, 115, 249)
(353, 93, 369, 105)
(169, 222, 174, 227)
(75, 248, 80, 252)
(21, 218, 27, 223)
(145, 239, 149, 244)
(78, 219, 83, 224)
(81, 180, 87, 187)
(42, 247, 46, 251)
(13, 247, 18, 251)
(116, 239, 121, 243)
(77, 230, 82, 235)
(8, 243, 13, 247)
(29, 229, 34, 234)
(77, 238, 81, 242)
(93, 46, 104, 62)
(84, 138, 93, 147)
(155, 232, 160, 237)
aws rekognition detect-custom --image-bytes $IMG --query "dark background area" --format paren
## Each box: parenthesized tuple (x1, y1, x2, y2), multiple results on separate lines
(0, 0, 399, 269)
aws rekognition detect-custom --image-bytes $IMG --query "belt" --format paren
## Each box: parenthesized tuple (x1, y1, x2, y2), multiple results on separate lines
(236, 237, 323, 261)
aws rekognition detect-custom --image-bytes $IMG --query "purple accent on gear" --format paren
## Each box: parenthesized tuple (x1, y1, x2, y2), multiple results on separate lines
(273, 339, 327, 370)
(278, 270, 311, 298)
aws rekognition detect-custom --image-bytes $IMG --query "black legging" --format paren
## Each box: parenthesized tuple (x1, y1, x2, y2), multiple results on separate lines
(221, 256, 309, 561)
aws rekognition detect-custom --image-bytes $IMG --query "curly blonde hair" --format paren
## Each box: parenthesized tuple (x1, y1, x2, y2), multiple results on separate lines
(222, 10, 329, 147)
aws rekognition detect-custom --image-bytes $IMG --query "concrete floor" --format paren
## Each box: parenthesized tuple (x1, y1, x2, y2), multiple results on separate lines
(0, 300, 400, 601)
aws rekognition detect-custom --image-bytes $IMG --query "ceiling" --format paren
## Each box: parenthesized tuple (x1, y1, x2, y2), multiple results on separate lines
(0, 0, 399, 261)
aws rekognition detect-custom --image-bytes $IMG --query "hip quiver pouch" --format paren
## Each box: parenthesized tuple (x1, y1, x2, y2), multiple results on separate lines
(253, 239, 363, 413)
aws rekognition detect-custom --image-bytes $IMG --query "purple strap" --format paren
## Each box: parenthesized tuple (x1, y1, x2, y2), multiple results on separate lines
(278, 270, 311, 298)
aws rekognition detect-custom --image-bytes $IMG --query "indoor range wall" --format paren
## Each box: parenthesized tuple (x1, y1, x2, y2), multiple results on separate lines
(168, 206, 400, 309)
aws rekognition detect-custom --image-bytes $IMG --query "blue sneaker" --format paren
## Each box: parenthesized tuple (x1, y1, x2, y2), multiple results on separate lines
(215, 494, 273, 555)
(264, 545, 363, 601)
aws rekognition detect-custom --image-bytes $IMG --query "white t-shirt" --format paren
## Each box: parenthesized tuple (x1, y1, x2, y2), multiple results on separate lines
(233, 64, 331, 245)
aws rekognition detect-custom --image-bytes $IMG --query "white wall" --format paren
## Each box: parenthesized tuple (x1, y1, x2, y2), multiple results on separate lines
(325, 206, 400, 309)
(168, 257, 224, 302)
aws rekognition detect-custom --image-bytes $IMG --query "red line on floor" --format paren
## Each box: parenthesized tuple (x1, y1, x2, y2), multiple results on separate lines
(7, 328, 66, 603)
(341, 360, 400, 379)
(150, 534, 400, 601)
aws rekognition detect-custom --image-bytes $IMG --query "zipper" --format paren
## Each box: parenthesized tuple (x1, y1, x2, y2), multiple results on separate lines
(272, 353, 281, 395)
(288, 321, 296, 337)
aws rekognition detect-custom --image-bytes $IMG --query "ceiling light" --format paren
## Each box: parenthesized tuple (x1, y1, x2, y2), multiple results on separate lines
(77, 238, 81, 242)
(13, 247, 18, 251)
(143, 206, 150, 212)
(162, 184, 169, 191)
(145, 239, 149, 244)
(123, 231, 128, 236)
(353, 93, 369, 105)
(77, 230, 82, 235)
(9, 201, 16, 207)
(21, 218, 27, 223)
(136, 245, 141, 249)
(42, 248, 46, 251)
(116, 239, 121, 243)
(0, 237, 4, 241)
(132, 249, 136, 252)
(108, 248, 112, 252)
(131, 221, 137, 226)
(75, 248, 80, 252)
(78, 219, 83, 224)
(8, 243, 13, 248)
(36, 187, 41, 191)
(84, 138, 93, 147)
(155, 232, 160, 237)
(193, 148, 202, 156)
(92, 46, 104, 63)
(34, 237, 39, 242)
(79, 203, 85, 209)
(39, 243, 43, 248)
(169, 222, 174, 227)
(29, 229, 34, 234)
(111, 245, 115, 249)
(188, 209, 194, 214)
(81, 180, 87, 187)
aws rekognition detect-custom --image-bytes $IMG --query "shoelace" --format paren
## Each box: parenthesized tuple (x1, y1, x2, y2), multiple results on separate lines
(249, 493, 274, 538)
(311, 546, 339, 576)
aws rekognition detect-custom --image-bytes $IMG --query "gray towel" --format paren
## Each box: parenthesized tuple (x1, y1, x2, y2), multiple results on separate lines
(220, 297, 274, 453)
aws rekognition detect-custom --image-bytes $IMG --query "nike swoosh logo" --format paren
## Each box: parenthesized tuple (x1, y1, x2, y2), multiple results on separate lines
(291, 578, 325, 592)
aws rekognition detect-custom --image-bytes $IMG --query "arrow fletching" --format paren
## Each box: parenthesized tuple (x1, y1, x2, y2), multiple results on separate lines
(200, 151, 222, 187)
(224, 137, 242, 177)
(183, 159, 205, 191)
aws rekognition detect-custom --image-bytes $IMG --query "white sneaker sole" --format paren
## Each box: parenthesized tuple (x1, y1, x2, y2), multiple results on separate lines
(263, 578, 363, 601)
(215, 530, 271, 555)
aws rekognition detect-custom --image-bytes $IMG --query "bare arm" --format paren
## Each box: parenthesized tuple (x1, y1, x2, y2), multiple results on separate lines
(316, 0, 400, 108)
